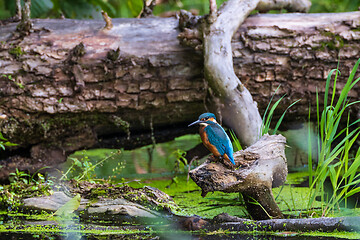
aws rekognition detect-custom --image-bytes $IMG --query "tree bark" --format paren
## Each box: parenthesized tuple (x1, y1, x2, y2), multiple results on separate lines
(0, 12, 360, 179)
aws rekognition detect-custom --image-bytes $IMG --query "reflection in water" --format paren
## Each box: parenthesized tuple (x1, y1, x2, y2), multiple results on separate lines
(59, 218, 82, 240)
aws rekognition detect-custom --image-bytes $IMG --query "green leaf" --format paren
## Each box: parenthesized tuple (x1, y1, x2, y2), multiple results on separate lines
(0, 132, 7, 141)
(73, 158, 82, 167)
(328, 165, 338, 191)
(345, 187, 360, 198)
(32, 0, 54, 18)
(3, 142, 18, 147)
(91, 0, 116, 17)
(126, 0, 143, 17)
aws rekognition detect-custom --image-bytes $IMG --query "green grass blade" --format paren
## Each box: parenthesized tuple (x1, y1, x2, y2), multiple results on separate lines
(334, 58, 360, 113)
(230, 129, 242, 151)
(262, 96, 285, 135)
(324, 68, 340, 108)
(343, 154, 360, 179)
(308, 106, 313, 187)
(272, 99, 301, 135)
(345, 187, 360, 198)
(261, 85, 281, 135)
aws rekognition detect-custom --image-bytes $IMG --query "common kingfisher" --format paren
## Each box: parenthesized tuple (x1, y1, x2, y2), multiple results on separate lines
(188, 113, 235, 165)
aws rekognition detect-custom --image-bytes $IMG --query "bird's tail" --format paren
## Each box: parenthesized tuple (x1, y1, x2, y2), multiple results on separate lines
(224, 153, 235, 165)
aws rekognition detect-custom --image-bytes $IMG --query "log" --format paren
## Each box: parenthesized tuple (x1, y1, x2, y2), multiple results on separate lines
(0, 12, 360, 179)
(189, 134, 287, 220)
(209, 213, 360, 232)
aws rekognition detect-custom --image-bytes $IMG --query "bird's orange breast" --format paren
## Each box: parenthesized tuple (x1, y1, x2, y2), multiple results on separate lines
(199, 126, 221, 157)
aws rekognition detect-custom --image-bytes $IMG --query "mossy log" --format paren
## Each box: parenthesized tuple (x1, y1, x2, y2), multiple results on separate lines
(189, 134, 287, 220)
(208, 213, 360, 232)
(0, 12, 360, 180)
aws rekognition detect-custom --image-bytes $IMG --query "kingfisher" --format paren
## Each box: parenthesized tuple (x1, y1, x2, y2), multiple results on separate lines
(188, 113, 235, 165)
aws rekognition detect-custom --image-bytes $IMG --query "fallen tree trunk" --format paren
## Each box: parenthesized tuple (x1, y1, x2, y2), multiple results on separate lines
(0, 12, 360, 179)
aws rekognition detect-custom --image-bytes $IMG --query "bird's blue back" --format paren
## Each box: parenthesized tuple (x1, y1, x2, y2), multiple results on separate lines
(204, 122, 234, 165)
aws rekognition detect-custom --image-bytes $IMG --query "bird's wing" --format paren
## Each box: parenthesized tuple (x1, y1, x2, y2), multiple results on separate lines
(205, 124, 234, 160)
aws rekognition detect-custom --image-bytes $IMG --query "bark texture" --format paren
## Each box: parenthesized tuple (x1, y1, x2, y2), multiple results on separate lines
(189, 134, 287, 220)
(0, 12, 360, 179)
(236, 12, 360, 118)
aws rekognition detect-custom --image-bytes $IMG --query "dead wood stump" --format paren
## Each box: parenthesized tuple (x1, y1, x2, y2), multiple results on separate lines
(189, 134, 287, 220)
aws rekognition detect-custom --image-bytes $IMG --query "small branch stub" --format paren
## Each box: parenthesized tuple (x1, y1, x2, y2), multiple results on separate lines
(101, 11, 113, 30)
(209, 0, 217, 21)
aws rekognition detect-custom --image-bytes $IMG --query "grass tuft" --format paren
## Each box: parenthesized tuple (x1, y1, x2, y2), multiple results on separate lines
(308, 58, 360, 216)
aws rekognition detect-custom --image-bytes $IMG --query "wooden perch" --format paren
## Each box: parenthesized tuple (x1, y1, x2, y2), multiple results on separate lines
(189, 134, 287, 220)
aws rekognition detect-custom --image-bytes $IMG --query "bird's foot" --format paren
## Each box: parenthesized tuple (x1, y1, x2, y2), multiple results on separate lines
(208, 155, 217, 162)
(222, 159, 236, 169)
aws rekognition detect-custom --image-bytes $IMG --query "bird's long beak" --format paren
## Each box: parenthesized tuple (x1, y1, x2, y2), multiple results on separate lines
(188, 120, 203, 127)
